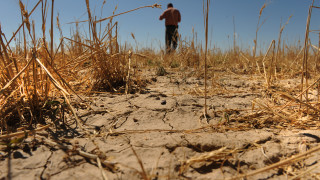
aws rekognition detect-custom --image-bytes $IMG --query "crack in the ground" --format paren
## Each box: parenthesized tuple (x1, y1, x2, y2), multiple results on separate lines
(20, 167, 43, 170)
(132, 145, 169, 149)
(46, 161, 87, 179)
(79, 110, 109, 118)
(114, 116, 130, 129)
(161, 98, 180, 130)
(105, 146, 131, 154)
(255, 136, 273, 145)
(165, 135, 225, 154)
(162, 111, 174, 129)
(128, 99, 141, 109)
(111, 110, 134, 129)
(40, 150, 53, 180)
(164, 135, 189, 153)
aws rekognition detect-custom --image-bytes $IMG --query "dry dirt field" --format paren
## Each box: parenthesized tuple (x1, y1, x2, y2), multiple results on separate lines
(1, 67, 320, 180)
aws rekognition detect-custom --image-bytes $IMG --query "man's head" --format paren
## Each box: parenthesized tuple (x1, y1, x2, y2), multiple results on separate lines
(167, 3, 173, 8)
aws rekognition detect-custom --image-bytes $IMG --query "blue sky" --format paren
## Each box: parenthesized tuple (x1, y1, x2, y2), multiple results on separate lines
(0, 0, 319, 52)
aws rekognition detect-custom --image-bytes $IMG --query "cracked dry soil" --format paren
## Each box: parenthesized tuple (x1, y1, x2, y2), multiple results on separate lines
(2, 68, 320, 180)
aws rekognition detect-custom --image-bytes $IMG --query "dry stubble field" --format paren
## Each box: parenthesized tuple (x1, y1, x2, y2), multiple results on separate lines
(2, 66, 320, 179)
(1, 1, 320, 180)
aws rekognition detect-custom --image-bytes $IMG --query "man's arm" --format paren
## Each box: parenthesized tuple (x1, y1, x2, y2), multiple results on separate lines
(178, 10, 181, 22)
(159, 10, 168, 20)
(159, 12, 165, 20)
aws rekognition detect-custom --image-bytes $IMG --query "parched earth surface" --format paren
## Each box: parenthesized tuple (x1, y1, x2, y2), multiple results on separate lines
(1, 68, 320, 180)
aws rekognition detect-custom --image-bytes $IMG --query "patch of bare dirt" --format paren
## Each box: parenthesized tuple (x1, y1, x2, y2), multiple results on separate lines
(1, 68, 320, 180)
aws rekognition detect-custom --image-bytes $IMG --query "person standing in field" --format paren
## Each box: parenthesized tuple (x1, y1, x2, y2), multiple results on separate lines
(159, 3, 181, 53)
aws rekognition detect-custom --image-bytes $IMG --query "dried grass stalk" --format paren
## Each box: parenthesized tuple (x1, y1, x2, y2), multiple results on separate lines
(229, 143, 320, 179)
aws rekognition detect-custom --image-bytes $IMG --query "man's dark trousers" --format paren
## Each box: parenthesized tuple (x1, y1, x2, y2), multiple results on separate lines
(166, 25, 178, 53)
